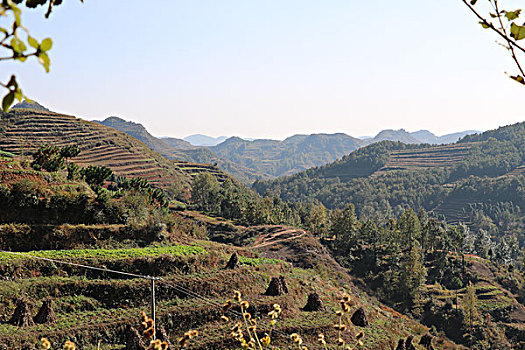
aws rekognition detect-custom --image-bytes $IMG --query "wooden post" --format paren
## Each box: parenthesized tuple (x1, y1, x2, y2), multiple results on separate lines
(151, 279, 156, 340)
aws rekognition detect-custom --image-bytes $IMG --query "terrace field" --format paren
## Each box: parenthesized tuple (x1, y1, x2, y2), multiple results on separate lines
(0, 220, 464, 349)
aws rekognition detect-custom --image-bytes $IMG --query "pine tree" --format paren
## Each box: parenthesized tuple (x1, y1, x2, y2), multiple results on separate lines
(463, 282, 479, 332)
(398, 243, 427, 313)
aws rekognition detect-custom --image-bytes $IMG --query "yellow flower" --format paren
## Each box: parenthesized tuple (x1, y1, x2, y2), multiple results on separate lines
(336, 338, 345, 346)
(40, 338, 51, 350)
(185, 329, 198, 338)
(356, 331, 365, 340)
(234, 290, 242, 302)
(272, 303, 282, 313)
(63, 341, 76, 350)
(333, 323, 347, 331)
(342, 293, 351, 303)
(290, 333, 303, 345)
(240, 300, 250, 309)
(143, 327, 155, 339)
(261, 335, 271, 347)
(147, 339, 162, 350)
(222, 300, 233, 312)
(318, 333, 326, 345)
(221, 315, 230, 322)
(340, 301, 350, 312)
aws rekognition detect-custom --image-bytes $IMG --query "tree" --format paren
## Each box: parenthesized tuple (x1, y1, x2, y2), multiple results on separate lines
(1, 0, 83, 111)
(81, 165, 113, 189)
(31, 144, 64, 172)
(60, 144, 80, 165)
(474, 229, 492, 258)
(462, 0, 525, 86)
(398, 243, 427, 313)
(190, 173, 221, 213)
(463, 281, 479, 332)
(396, 208, 422, 249)
(450, 277, 464, 312)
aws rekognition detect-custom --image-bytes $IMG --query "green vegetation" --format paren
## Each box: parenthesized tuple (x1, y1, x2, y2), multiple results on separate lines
(254, 123, 525, 250)
(0, 244, 206, 262)
(462, 0, 525, 86)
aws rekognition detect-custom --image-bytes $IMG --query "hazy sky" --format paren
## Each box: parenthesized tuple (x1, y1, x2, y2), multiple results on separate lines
(3, 0, 524, 139)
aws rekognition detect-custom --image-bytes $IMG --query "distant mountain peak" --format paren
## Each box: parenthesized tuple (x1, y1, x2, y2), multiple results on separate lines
(11, 100, 50, 112)
(184, 134, 229, 147)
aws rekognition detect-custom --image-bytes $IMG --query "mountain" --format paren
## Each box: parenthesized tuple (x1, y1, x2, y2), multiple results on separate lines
(210, 133, 364, 178)
(0, 109, 196, 198)
(98, 117, 265, 183)
(254, 121, 525, 234)
(161, 136, 196, 150)
(183, 134, 228, 146)
(11, 100, 50, 112)
(97, 116, 195, 153)
(410, 129, 479, 144)
(366, 129, 421, 144)
(0, 154, 464, 349)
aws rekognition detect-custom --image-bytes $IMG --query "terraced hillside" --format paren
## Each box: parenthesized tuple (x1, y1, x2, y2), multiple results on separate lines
(98, 116, 266, 183)
(0, 109, 190, 196)
(210, 133, 364, 178)
(254, 122, 525, 243)
(0, 218, 464, 349)
(371, 143, 476, 177)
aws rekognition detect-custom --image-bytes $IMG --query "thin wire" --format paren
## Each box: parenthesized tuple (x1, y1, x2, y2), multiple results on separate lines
(0, 249, 160, 280)
(1, 249, 319, 348)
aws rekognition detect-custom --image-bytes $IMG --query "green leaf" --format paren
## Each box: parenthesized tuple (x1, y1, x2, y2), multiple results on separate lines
(9, 3, 22, 27)
(505, 10, 521, 21)
(38, 52, 51, 72)
(479, 21, 490, 29)
(2, 91, 15, 112)
(40, 38, 53, 52)
(10, 37, 21, 53)
(14, 90, 23, 102)
(510, 22, 525, 40)
(470, 0, 477, 5)
(28, 36, 39, 49)
(490, 13, 498, 18)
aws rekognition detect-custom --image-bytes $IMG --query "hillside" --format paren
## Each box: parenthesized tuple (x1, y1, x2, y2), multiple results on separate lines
(98, 117, 266, 183)
(366, 129, 420, 145)
(253, 122, 525, 244)
(210, 133, 364, 178)
(0, 158, 463, 350)
(0, 109, 193, 197)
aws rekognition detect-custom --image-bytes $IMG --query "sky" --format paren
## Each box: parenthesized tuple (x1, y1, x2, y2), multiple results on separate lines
(2, 0, 525, 140)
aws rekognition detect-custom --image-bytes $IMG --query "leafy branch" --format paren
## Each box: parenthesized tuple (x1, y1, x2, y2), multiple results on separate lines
(0, 0, 82, 112)
(462, 0, 525, 85)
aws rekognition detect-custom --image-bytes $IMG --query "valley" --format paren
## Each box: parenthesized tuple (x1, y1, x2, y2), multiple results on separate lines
(0, 104, 524, 349)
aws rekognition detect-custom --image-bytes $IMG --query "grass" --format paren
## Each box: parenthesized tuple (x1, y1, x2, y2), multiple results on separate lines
(0, 150, 15, 158)
(238, 256, 282, 266)
(0, 244, 206, 262)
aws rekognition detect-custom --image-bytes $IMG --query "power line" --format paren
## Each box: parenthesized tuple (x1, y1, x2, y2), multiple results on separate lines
(0, 249, 160, 280)
(1, 249, 319, 348)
